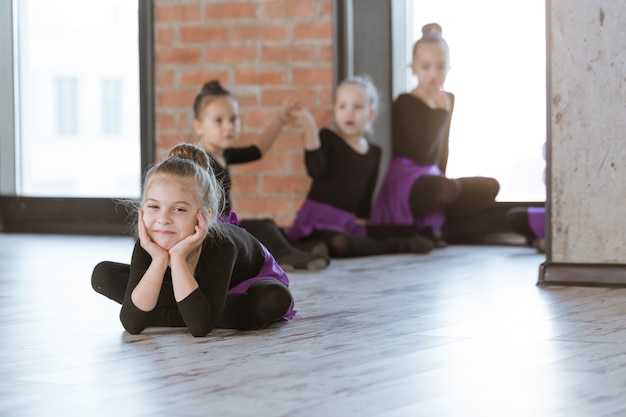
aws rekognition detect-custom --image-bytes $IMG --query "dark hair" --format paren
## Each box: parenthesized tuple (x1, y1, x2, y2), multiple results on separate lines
(192, 80, 236, 119)
(412, 23, 449, 61)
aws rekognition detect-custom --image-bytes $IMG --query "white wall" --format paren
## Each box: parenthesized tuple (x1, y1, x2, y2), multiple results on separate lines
(549, 0, 626, 263)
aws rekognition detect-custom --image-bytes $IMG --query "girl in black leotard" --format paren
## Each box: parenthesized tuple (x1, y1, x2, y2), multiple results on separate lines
(287, 75, 433, 258)
(92, 144, 295, 337)
(192, 80, 329, 271)
(369, 23, 500, 247)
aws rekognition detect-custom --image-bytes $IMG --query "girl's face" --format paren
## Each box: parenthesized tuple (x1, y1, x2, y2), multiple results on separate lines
(193, 96, 241, 155)
(333, 84, 376, 139)
(411, 42, 449, 92)
(141, 176, 204, 250)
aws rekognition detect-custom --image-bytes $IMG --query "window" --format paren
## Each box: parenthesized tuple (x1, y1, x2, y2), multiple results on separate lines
(54, 77, 79, 136)
(12, 0, 141, 198)
(101, 79, 123, 136)
(406, 0, 546, 202)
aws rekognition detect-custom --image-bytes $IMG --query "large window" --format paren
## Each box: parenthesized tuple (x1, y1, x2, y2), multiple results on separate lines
(8, 0, 141, 198)
(407, 0, 546, 202)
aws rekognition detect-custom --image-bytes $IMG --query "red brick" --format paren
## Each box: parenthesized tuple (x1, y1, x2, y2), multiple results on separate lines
(157, 90, 198, 108)
(204, 45, 257, 64)
(156, 27, 175, 45)
(262, 175, 311, 193)
(153, 0, 335, 222)
(233, 152, 290, 173)
(180, 70, 229, 87)
(234, 69, 285, 85)
(242, 109, 274, 129)
(260, 0, 316, 17)
(261, 88, 317, 107)
(180, 26, 229, 43)
(290, 153, 307, 174)
(157, 113, 177, 131)
(293, 21, 332, 39)
(204, 3, 257, 19)
(319, 44, 333, 62)
(319, 86, 333, 106)
(320, 0, 332, 16)
(234, 131, 257, 147)
(231, 195, 294, 216)
(261, 45, 316, 63)
(156, 47, 202, 64)
(233, 24, 286, 41)
(156, 69, 175, 87)
(230, 175, 260, 194)
(263, 130, 303, 151)
(292, 67, 333, 84)
(233, 94, 259, 108)
(309, 108, 333, 127)
(156, 133, 183, 149)
(155, 4, 201, 22)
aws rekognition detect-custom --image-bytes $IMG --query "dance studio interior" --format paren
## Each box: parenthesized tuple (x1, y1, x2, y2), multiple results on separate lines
(1, 1, 624, 416)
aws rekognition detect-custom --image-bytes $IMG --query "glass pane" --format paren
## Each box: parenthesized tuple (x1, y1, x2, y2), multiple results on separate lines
(409, 0, 546, 202)
(16, 0, 141, 198)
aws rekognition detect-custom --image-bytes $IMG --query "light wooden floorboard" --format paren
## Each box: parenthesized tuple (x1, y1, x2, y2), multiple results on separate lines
(1, 233, 626, 417)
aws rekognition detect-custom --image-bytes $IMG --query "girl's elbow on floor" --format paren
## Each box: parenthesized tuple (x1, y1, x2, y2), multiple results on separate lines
(119, 310, 147, 335)
(121, 320, 147, 335)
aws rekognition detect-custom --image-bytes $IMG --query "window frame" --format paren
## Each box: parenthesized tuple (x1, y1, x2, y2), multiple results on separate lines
(0, 0, 154, 235)
(332, 0, 547, 244)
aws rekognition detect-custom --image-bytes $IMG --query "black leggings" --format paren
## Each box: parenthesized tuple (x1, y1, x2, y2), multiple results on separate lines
(505, 207, 536, 244)
(91, 261, 292, 330)
(304, 224, 432, 258)
(409, 175, 500, 220)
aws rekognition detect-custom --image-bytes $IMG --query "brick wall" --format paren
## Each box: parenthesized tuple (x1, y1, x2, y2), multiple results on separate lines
(153, 0, 334, 226)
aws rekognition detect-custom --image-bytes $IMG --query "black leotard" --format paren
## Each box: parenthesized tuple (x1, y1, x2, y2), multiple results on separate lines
(305, 128, 381, 218)
(120, 223, 265, 336)
(209, 146, 262, 214)
(392, 93, 454, 172)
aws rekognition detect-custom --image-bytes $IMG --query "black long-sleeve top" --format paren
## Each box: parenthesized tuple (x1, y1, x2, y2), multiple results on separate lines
(120, 223, 265, 337)
(305, 128, 381, 218)
(208, 146, 261, 214)
(391, 93, 455, 174)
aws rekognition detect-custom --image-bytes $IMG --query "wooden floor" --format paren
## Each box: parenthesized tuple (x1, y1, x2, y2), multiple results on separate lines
(2, 233, 626, 417)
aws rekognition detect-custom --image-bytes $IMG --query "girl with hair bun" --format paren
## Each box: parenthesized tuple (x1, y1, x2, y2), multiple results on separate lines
(192, 80, 330, 272)
(369, 23, 500, 247)
(287, 75, 434, 257)
(92, 143, 295, 337)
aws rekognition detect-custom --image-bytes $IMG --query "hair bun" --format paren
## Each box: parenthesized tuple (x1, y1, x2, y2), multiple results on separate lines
(201, 80, 229, 95)
(167, 143, 211, 170)
(422, 23, 442, 36)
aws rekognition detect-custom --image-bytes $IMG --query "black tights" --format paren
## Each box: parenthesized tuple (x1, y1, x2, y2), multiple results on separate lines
(305, 225, 432, 258)
(91, 261, 292, 330)
(238, 218, 329, 270)
(410, 175, 500, 220)
(505, 207, 536, 245)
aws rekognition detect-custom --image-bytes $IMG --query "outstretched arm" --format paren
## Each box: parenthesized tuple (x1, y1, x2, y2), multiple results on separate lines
(293, 107, 319, 151)
(252, 96, 301, 155)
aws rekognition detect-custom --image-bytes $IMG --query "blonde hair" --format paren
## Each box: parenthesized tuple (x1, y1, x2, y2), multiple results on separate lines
(335, 74, 379, 134)
(141, 143, 226, 237)
(412, 23, 450, 65)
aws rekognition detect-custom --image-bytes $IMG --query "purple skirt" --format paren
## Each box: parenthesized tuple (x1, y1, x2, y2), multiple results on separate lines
(528, 207, 546, 239)
(287, 199, 366, 242)
(228, 244, 296, 320)
(219, 211, 240, 226)
(369, 157, 446, 234)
